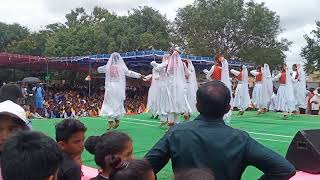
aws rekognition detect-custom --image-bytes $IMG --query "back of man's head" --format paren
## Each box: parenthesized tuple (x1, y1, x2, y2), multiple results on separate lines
(0, 84, 23, 103)
(196, 81, 231, 119)
(1, 131, 63, 180)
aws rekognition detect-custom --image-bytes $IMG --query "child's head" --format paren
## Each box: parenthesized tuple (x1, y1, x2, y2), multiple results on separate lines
(1, 131, 63, 180)
(174, 169, 215, 180)
(55, 119, 87, 156)
(0, 100, 30, 151)
(85, 131, 133, 170)
(0, 84, 24, 104)
(109, 159, 155, 180)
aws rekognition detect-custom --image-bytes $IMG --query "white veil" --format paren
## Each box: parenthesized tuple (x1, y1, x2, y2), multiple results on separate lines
(221, 59, 232, 101)
(188, 60, 198, 94)
(241, 65, 250, 109)
(297, 63, 307, 108)
(167, 51, 191, 113)
(285, 66, 296, 112)
(105, 52, 127, 101)
(186, 60, 198, 112)
(261, 64, 273, 107)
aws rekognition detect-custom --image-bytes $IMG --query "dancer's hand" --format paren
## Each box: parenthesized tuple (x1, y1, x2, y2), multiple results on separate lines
(151, 61, 157, 67)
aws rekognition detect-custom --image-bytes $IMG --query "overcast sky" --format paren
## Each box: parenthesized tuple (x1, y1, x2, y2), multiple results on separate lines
(0, 0, 319, 63)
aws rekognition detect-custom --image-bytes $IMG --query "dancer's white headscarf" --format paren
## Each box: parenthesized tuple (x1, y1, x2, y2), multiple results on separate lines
(167, 51, 191, 113)
(261, 64, 273, 108)
(240, 65, 251, 109)
(104, 52, 128, 100)
(185, 59, 198, 112)
(285, 66, 296, 112)
(296, 63, 307, 108)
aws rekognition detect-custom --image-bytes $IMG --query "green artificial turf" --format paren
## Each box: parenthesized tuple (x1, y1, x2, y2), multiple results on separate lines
(31, 112, 320, 180)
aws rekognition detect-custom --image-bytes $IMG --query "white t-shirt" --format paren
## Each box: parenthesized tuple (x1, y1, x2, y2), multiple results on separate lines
(310, 94, 320, 110)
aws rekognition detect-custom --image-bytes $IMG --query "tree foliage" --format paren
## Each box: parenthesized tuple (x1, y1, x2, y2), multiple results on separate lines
(0, 22, 29, 52)
(301, 21, 320, 74)
(45, 6, 170, 56)
(0, 3, 290, 69)
(174, 0, 290, 67)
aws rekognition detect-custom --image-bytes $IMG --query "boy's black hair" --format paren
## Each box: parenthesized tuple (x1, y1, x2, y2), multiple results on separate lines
(55, 119, 87, 142)
(85, 131, 132, 169)
(1, 131, 63, 180)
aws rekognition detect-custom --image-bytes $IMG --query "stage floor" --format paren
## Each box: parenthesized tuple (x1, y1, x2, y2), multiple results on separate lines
(32, 112, 320, 180)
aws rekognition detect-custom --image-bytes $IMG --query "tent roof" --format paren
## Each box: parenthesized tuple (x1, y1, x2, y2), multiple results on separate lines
(0, 50, 254, 72)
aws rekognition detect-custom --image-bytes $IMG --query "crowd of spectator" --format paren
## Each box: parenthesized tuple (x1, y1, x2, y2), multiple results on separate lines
(20, 81, 149, 119)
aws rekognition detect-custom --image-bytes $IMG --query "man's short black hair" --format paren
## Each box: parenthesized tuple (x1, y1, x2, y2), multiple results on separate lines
(1, 131, 63, 180)
(55, 119, 87, 142)
(0, 84, 23, 103)
(196, 81, 231, 119)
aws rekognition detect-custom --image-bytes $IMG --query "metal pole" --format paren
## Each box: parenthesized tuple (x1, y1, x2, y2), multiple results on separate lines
(46, 61, 49, 88)
(89, 60, 92, 97)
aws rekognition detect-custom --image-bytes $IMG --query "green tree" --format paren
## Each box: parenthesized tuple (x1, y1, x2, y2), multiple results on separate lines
(301, 21, 320, 74)
(6, 31, 48, 56)
(127, 6, 171, 50)
(44, 6, 171, 56)
(0, 22, 29, 52)
(174, 0, 290, 67)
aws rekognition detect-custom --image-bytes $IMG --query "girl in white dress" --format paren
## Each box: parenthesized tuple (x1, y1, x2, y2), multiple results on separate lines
(251, 64, 273, 114)
(152, 50, 191, 128)
(146, 54, 171, 125)
(182, 59, 198, 121)
(273, 64, 296, 119)
(230, 65, 251, 115)
(97, 52, 142, 130)
(203, 55, 232, 122)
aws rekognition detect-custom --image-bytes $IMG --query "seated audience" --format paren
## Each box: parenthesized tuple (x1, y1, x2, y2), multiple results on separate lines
(63, 106, 77, 119)
(29, 106, 44, 119)
(85, 131, 133, 180)
(145, 81, 296, 180)
(1, 131, 63, 180)
(55, 119, 87, 180)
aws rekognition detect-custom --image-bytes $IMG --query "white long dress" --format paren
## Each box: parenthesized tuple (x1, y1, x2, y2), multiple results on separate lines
(184, 60, 198, 113)
(251, 70, 263, 109)
(145, 73, 157, 115)
(166, 51, 191, 114)
(149, 55, 172, 117)
(231, 66, 251, 111)
(269, 93, 277, 112)
(273, 69, 296, 113)
(203, 59, 232, 121)
(97, 52, 141, 120)
(293, 64, 307, 110)
(261, 64, 274, 109)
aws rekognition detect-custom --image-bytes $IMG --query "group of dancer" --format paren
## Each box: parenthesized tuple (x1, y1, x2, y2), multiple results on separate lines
(97, 48, 310, 130)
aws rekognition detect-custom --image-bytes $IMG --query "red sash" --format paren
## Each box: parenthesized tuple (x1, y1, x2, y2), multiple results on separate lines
(256, 73, 262, 82)
(279, 72, 286, 84)
(211, 65, 222, 80)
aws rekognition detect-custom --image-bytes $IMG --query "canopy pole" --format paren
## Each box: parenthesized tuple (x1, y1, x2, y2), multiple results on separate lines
(46, 61, 49, 89)
(89, 60, 92, 98)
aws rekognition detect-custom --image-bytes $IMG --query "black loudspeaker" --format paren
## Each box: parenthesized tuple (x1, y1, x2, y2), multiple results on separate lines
(286, 130, 320, 174)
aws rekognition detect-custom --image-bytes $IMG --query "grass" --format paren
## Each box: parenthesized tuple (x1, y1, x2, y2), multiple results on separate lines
(31, 111, 320, 180)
